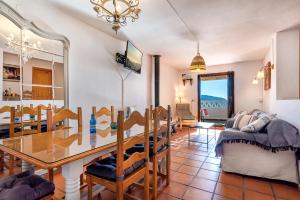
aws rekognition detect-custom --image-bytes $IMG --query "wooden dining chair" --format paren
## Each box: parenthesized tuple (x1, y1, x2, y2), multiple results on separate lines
(85, 109, 150, 200)
(151, 105, 171, 200)
(7, 106, 42, 175)
(53, 105, 64, 113)
(92, 106, 115, 123)
(32, 104, 51, 111)
(0, 106, 13, 174)
(46, 107, 82, 182)
(46, 107, 82, 131)
(10, 106, 42, 137)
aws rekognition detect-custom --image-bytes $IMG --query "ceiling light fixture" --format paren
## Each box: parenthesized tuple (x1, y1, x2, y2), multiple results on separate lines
(90, 0, 141, 34)
(6, 33, 42, 63)
(189, 41, 206, 73)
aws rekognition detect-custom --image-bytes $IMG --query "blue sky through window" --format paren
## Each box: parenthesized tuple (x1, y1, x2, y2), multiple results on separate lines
(201, 79, 228, 100)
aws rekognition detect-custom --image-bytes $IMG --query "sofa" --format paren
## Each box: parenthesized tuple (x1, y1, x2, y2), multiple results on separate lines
(216, 110, 300, 184)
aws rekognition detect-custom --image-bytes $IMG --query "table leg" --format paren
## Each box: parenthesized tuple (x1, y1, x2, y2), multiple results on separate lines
(62, 159, 83, 200)
(21, 160, 33, 172)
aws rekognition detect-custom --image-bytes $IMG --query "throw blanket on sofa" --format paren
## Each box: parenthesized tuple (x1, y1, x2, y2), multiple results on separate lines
(215, 119, 300, 157)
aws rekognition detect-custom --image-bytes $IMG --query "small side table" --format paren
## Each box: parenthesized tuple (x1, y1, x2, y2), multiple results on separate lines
(188, 122, 216, 150)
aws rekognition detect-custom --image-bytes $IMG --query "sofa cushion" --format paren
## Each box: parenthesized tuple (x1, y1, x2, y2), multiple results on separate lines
(86, 153, 145, 181)
(249, 109, 277, 119)
(234, 111, 248, 117)
(0, 171, 55, 200)
(232, 114, 257, 130)
(240, 115, 272, 133)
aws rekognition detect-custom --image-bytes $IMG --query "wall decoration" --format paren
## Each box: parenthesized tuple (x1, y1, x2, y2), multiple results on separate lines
(264, 62, 272, 90)
(182, 74, 193, 86)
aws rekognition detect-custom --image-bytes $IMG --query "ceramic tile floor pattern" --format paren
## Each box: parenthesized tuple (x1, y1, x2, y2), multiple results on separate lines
(1, 128, 300, 200)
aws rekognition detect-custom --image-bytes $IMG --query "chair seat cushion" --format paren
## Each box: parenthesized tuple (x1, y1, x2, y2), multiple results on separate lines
(0, 170, 55, 200)
(126, 140, 167, 157)
(86, 153, 145, 181)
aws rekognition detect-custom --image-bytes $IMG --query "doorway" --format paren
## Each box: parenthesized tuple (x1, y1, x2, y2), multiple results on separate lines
(197, 72, 234, 122)
(32, 67, 53, 100)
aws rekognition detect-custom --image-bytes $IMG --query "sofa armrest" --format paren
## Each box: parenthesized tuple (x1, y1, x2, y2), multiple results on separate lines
(225, 118, 235, 128)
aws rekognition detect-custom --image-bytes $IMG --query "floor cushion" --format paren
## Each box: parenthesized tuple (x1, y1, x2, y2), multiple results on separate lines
(0, 170, 55, 200)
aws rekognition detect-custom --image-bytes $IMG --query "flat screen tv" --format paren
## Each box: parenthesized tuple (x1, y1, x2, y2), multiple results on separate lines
(125, 40, 143, 74)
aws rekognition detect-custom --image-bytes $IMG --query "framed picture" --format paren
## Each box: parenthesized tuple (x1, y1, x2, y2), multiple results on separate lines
(264, 62, 272, 90)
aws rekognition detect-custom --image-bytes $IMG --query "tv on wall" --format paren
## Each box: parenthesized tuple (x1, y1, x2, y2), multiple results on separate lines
(124, 40, 143, 74)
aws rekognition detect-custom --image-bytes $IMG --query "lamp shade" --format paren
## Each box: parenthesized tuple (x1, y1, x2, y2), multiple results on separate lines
(189, 53, 206, 72)
(256, 70, 264, 79)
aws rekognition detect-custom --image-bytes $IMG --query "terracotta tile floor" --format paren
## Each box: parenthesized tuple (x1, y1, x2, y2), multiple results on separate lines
(1, 127, 300, 200)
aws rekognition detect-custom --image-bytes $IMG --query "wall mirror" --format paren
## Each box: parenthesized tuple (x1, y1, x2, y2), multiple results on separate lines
(0, 1, 69, 136)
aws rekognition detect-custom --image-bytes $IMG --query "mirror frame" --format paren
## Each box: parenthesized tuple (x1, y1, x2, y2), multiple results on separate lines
(0, 0, 70, 107)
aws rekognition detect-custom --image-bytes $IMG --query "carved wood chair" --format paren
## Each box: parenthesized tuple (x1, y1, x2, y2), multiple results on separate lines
(46, 107, 82, 182)
(46, 107, 82, 131)
(151, 105, 171, 200)
(0, 106, 13, 174)
(53, 105, 64, 113)
(32, 104, 51, 112)
(92, 106, 115, 124)
(85, 109, 150, 200)
(125, 105, 171, 199)
(8, 106, 42, 175)
(10, 106, 42, 137)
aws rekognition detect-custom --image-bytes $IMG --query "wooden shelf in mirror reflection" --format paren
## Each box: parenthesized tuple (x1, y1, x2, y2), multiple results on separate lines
(2, 95, 20, 101)
(3, 79, 20, 82)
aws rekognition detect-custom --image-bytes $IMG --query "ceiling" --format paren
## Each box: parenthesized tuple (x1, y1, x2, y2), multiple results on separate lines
(47, 0, 300, 69)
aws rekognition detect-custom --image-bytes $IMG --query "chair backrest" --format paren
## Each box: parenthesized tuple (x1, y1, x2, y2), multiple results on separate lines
(0, 106, 11, 128)
(0, 106, 11, 114)
(47, 107, 82, 131)
(32, 104, 51, 112)
(176, 103, 191, 114)
(116, 109, 149, 180)
(92, 106, 114, 123)
(10, 106, 42, 137)
(53, 105, 64, 113)
(152, 105, 171, 155)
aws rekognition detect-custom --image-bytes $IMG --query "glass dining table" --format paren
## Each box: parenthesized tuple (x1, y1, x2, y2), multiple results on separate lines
(0, 123, 146, 200)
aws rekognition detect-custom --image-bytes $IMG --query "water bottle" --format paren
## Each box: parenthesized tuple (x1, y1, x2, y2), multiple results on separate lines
(30, 114, 35, 121)
(90, 133, 96, 148)
(90, 114, 96, 134)
(14, 116, 20, 123)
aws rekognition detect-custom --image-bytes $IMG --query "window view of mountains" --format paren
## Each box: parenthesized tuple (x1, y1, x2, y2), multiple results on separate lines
(201, 95, 227, 101)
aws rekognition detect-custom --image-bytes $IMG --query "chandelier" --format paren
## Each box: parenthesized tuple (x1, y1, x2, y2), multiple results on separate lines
(189, 41, 206, 73)
(6, 33, 42, 63)
(90, 0, 141, 33)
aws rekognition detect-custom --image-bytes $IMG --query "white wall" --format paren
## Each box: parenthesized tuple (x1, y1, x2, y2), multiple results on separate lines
(4, 0, 152, 125)
(276, 29, 300, 100)
(159, 60, 180, 117)
(263, 34, 300, 130)
(179, 61, 263, 117)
